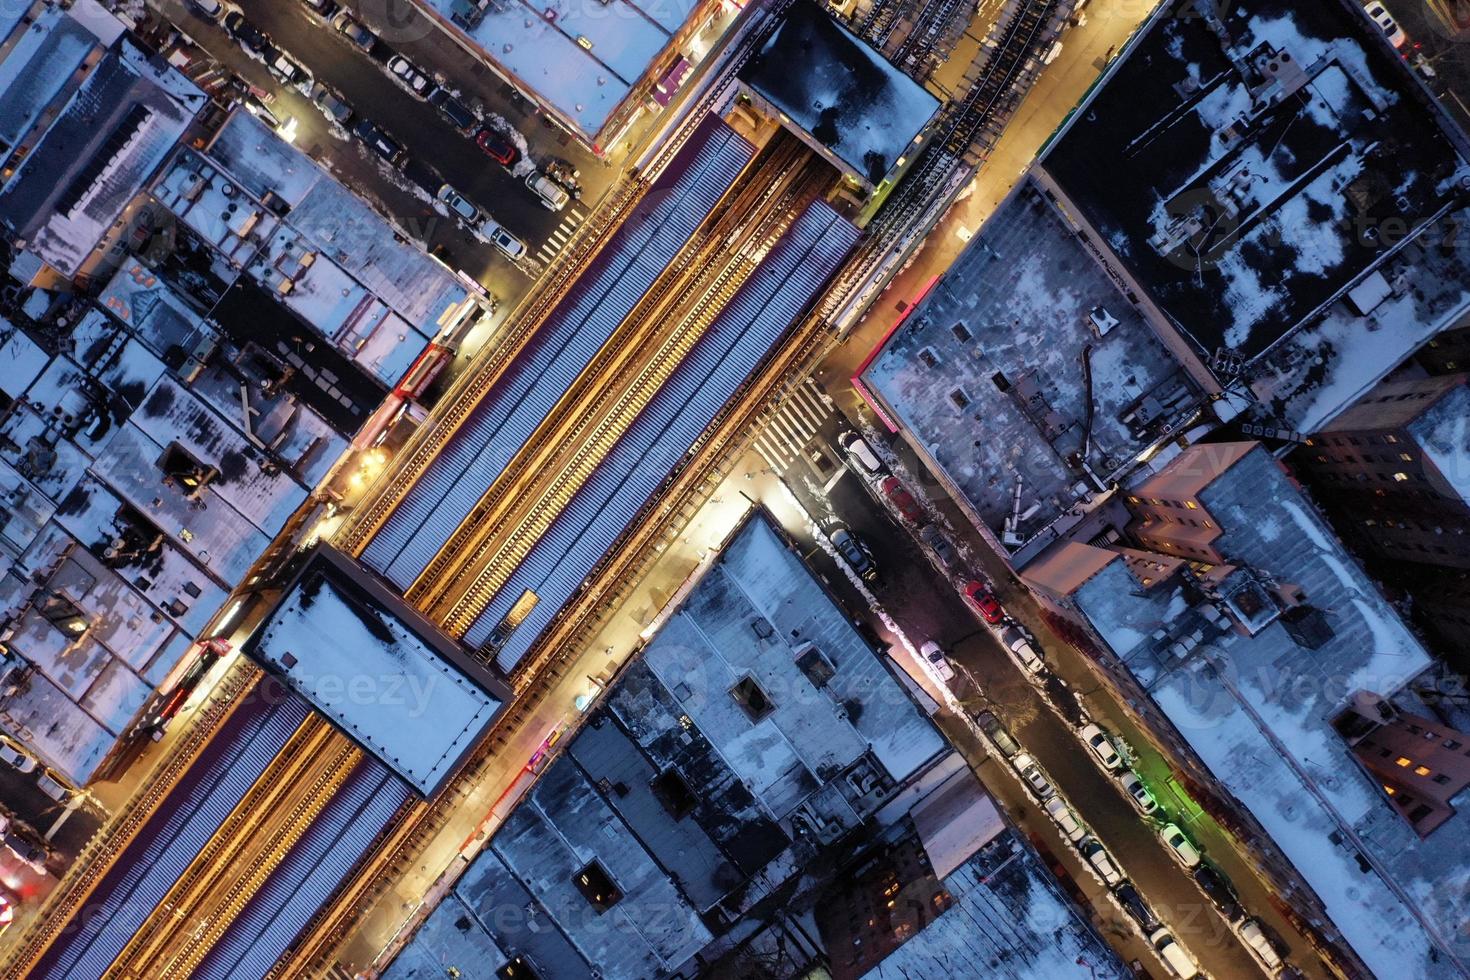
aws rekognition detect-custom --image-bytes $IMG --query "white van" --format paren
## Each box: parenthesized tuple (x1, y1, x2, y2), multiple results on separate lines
(1239, 918, 1283, 972)
(526, 171, 570, 211)
(1149, 927, 1201, 979)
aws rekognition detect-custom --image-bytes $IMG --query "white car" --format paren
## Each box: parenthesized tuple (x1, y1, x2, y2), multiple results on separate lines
(477, 219, 527, 261)
(1081, 838, 1123, 887)
(388, 55, 432, 96)
(35, 770, 70, 804)
(1149, 927, 1200, 980)
(1012, 753, 1055, 800)
(1118, 769, 1159, 815)
(1080, 722, 1123, 771)
(1238, 918, 1283, 972)
(1005, 632, 1044, 674)
(437, 184, 478, 223)
(1044, 797, 1086, 844)
(0, 740, 37, 774)
(919, 640, 955, 682)
(1363, 1, 1407, 48)
(525, 171, 570, 211)
(1159, 823, 1202, 868)
(837, 430, 883, 473)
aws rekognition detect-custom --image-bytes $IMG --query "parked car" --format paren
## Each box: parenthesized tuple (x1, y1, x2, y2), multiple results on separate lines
(1118, 769, 1159, 815)
(476, 128, 520, 166)
(186, 0, 225, 20)
(1012, 753, 1055, 800)
(1192, 863, 1242, 920)
(427, 87, 477, 131)
(309, 83, 353, 125)
(829, 527, 877, 581)
(1149, 927, 1200, 979)
(974, 710, 1020, 759)
(963, 580, 1004, 624)
(301, 0, 339, 18)
(837, 430, 883, 473)
(388, 55, 432, 96)
(222, 10, 270, 56)
(880, 476, 924, 523)
(1080, 723, 1124, 771)
(268, 51, 311, 91)
(242, 95, 286, 131)
(477, 219, 527, 261)
(918, 523, 961, 570)
(1114, 883, 1159, 930)
(1002, 626, 1045, 674)
(437, 184, 478, 222)
(526, 171, 570, 211)
(918, 640, 954, 682)
(35, 769, 69, 804)
(0, 739, 38, 774)
(2, 831, 47, 875)
(1081, 838, 1123, 887)
(1159, 823, 1202, 868)
(354, 119, 404, 167)
(1238, 918, 1284, 972)
(1363, 1, 1407, 48)
(333, 11, 377, 51)
(1044, 797, 1086, 844)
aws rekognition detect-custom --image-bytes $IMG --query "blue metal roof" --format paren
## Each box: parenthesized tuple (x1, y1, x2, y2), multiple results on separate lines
(460, 201, 861, 669)
(364, 116, 755, 588)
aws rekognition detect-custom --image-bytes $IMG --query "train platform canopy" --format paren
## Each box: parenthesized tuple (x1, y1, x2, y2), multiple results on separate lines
(244, 546, 510, 795)
(739, 0, 940, 188)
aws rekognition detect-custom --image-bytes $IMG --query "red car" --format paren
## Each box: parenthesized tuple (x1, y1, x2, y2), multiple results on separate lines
(964, 580, 1004, 624)
(880, 476, 924, 524)
(475, 128, 519, 166)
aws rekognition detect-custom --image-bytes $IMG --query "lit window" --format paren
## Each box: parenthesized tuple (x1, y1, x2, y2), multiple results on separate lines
(1384, 785, 1397, 795)
(1384, 434, 1399, 444)
(1304, 438, 1315, 446)
(1400, 453, 1413, 462)
(1393, 472, 1409, 482)
(1185, 500, 1198, 510)
(573, 861, 622, 913)
(1396, 757, 1412, 767)
(1415, 765, 1432, 776)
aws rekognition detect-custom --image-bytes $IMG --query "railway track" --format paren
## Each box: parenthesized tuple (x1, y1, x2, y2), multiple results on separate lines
(885, 0, 972, 79)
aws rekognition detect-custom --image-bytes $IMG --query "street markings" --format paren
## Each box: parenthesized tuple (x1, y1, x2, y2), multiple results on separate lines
(534, 205, 588, 266)
(752, 377, 835, 472)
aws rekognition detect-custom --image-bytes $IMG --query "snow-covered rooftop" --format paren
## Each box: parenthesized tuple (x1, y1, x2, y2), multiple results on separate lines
(1070, 444, 1470, 977)
(865, 178, 1199, 546)
(0, 7, 98, 154)
(245, 547, 506, 796)
(1042, 0, 1467, 360)
(740, 1, 939, 185)
(419, 0, 694, 137)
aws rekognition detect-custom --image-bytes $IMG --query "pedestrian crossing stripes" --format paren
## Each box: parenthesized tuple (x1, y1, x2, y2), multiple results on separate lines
(534, 205, 589, 265)
(752, 377, 835, 472)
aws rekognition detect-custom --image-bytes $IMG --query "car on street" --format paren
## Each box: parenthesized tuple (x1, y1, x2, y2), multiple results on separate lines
(475, 128, 520, 166)
(309, 83, 353, 125)
(476, 219, 527, 261)
(388, 55, 433, 97)
(222, 11, 270, 58)
(837, 430, 883, 473)
(918, 523, 961, 570)
(1192, 863, 1242, 920)
(1363, 1, 1407, 48)
(526, 171, 570, 211)
(1080, 722, 1124, 771)
(437, 184, 478, 223)
(301, 0, 339, 18)
(1044, 797, 1086, 844)
(1117, 769, 1159, 815)
(186, 0, 224, 20)
(880, 476, 924, 523)
(1238, 918, 1284, 972)
(1002, 626, 1045, 674)
(2, 831, 47, 875)
(829, 526, 877, 581)
(963, 580, 1004, 624)
(1081, 838, 1123, 886)
(1148, 927, 1200, 979)
(333, 11, 377, 51)
(35, 769, 69, 803)
(1159, 823, 1202, 868)
(0, 739, 38, 774)
(427, 87, 478, 131)
(268, 51, 311, 92)
(918, 640, 954, 682)
(974, 710, 1020, 758)
(1114, 883, 1159, 930)
(1012, 753, 1056, 800)
(353, 119, 405, 167)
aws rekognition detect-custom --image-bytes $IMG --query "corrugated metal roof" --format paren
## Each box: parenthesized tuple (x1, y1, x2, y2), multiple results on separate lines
(363, 117, 755, 587)
(33, 687, 311, 980)
(466, 202, 860, 667)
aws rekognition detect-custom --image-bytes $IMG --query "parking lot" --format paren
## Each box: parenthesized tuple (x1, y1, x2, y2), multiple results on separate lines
(155, 0, 621, 309)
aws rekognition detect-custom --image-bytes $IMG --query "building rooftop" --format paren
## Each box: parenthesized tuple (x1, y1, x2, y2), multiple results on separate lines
(864, 178, 1200, 549)
(0, 7, 98, 156)
(1041, 0, 1468, 360)
(740, 1, 939, 186)
(243, 547, 507, 795)
(1063, 443, 1470, 977)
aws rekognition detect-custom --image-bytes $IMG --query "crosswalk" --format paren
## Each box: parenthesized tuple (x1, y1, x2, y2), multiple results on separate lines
(533, 203, 589, 266)
(752, 377, 836, 472)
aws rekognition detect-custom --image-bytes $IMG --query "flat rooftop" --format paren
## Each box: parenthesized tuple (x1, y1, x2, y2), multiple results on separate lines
(1069, 445, 1468, 977)
(865, 178, 1199, 548)
(1041, 0, 1467, 359)
(244, 546, 507, 795)
(740, 0, 939, 185)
